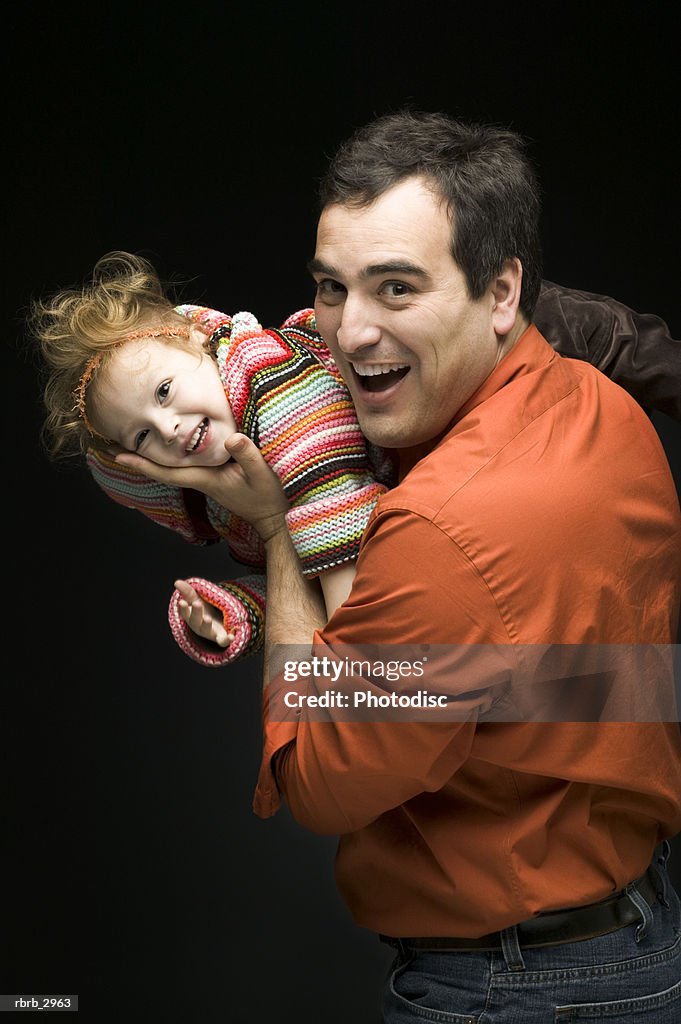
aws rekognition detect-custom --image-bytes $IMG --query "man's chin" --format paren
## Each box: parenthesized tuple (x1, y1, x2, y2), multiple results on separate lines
(357, 419, 410, 450)
(358, 414, 440, 452)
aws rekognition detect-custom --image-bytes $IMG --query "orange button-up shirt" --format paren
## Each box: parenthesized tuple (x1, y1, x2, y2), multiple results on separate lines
(254, 325, 681, 938)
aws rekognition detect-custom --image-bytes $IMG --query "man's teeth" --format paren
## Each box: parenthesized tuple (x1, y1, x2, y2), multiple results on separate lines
(351, 363, 409, 376)
(187, 418, 208, 452)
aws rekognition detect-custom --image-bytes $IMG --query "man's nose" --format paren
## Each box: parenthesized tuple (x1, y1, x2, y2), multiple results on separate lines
(336, 298, 382, 354)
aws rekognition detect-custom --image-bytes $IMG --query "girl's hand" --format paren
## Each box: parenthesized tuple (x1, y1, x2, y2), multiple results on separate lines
(174, 579, 234, 648)
(116, 434, 288, 542)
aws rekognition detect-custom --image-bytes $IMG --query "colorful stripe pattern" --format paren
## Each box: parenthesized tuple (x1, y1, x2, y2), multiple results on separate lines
(86, 447, 267, 567)
(168, 574, 266, 668)
(175, 305, 389, 575)
(86, 447, 218, 543)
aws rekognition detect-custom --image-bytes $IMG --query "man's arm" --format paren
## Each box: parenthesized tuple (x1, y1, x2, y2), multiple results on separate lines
(261, 524, 328, 678)
(257, 506, 506, 834)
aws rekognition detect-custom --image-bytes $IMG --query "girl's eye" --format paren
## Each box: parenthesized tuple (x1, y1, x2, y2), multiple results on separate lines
(134, 429, 149, 451)
(157, 381, 171, 401)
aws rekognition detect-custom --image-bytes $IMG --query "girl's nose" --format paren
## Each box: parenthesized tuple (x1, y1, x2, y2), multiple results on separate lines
(157, 411, 180, 444)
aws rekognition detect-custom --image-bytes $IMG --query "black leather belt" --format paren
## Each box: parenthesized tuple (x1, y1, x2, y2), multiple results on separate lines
(381, 862, 661, 952)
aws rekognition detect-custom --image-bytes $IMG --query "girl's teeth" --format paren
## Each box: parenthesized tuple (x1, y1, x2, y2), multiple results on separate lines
(187, 419, 207, 452)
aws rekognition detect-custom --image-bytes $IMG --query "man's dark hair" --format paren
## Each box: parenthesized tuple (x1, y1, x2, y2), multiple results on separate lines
(319, 109, 542, 318)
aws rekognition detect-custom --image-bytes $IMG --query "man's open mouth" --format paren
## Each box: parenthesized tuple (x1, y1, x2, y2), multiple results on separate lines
(187, 418, 209, 452)
(351, 364, 410, 393)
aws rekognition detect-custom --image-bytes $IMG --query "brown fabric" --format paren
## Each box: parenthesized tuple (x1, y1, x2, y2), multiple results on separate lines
(535, 280, 680, 421)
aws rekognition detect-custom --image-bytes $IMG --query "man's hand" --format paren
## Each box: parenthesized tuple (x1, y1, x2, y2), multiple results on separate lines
(116, 434, 289, 542)
(174, 579, 234, 648)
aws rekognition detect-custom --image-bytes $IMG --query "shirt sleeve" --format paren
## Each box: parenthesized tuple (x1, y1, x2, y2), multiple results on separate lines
(535, 280, 681, 420)
(253, 507, 512, 833)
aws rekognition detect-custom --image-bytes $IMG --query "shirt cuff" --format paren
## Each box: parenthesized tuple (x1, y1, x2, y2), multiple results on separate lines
(252, 686, 299, 818)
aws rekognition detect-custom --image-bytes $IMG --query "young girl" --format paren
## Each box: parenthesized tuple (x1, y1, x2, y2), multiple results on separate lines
(32, 251, 395, 668)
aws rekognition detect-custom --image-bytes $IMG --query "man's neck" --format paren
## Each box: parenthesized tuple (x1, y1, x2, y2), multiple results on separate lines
(494, 314, 530, 368)
(395, 315, 533, 480)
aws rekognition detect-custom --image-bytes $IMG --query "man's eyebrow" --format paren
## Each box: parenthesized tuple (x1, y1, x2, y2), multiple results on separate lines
(307, 257, 336, 277)
(362, 260, 429, 280)
(307, 257, 428, 280)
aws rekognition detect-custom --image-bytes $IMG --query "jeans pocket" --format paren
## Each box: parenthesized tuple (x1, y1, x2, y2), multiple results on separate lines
(554, 977, 681, 1021)
(385, 956, 479, 1023)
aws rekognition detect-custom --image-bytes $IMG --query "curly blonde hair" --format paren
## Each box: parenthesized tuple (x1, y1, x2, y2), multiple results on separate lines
(30, 251, 188, 458)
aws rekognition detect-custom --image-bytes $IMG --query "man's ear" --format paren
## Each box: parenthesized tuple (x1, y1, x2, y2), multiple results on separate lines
(491, 257, 523, 337)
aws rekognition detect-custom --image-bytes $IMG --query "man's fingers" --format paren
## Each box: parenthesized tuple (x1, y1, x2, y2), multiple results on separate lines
(223, 433, 264, 473)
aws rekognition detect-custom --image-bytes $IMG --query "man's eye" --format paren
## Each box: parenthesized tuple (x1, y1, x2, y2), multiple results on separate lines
(134, 429, 149, 451)
(315, 279, 346, 303)
(381, 281, 411, 298)
(157, 381, 171, 401)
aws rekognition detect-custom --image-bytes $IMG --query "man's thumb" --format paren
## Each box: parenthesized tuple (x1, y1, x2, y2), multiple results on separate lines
(224, 433, 256, 461)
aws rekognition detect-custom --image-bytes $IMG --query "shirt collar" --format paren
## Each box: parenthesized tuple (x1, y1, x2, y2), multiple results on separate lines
(396, 324, 556, 479)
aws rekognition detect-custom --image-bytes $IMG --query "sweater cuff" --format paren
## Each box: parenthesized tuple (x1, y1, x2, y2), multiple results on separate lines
(285, 481, 386, 576)
(168, 575, 266, 668)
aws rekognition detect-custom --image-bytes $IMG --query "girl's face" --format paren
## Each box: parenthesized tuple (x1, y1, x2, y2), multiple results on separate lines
(90, 334, 237, 466)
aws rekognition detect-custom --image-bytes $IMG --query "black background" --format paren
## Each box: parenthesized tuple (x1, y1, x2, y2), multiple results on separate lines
(4, 4, 680, 1022)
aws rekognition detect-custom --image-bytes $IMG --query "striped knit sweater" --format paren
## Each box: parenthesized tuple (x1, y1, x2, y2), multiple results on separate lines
(86, 307, 396, 667)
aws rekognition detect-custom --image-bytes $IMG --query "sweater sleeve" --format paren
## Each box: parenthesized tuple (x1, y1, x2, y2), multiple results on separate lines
(86, 448, 220, 544)
(86, 448, 266, 567)
(168, 574, 266, 668)
(218, 311, 390, 576)
(535, 280, 681, 420)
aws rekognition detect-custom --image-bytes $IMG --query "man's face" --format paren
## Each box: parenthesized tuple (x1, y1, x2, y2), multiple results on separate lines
(311, 176, 518, 449)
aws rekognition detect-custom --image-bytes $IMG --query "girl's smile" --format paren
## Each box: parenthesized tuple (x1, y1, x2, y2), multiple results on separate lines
(90, 333, 237, 467)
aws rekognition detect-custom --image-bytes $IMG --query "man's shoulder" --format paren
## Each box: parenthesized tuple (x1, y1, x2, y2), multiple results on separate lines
(377, 343, 672, 526)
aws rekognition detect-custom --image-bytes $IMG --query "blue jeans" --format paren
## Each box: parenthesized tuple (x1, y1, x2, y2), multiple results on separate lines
(383, 847, 681, 1022)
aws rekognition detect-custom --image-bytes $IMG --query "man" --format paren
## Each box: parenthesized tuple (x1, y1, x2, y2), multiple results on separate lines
(120, 111, 681, 1021)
